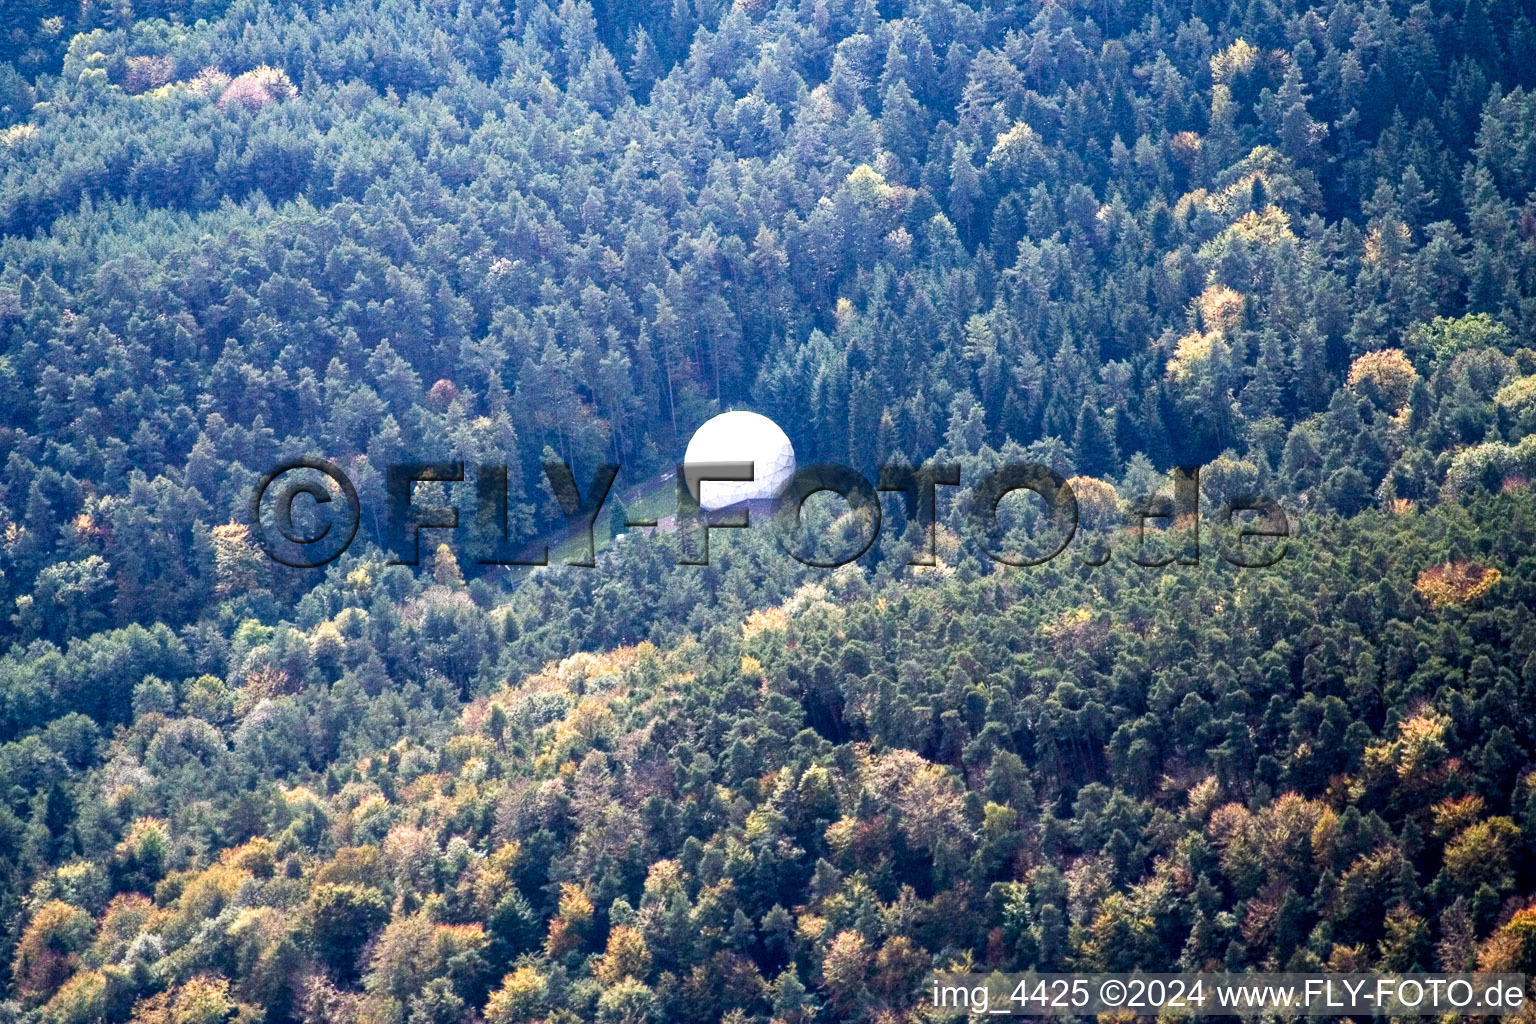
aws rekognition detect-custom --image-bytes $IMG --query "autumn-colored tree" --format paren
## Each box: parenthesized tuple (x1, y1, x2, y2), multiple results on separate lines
(1347, 349, 1419, 411)
(431, 543, 465, 589)
(39, 969, 107, 1024)
(821, 930, 871, 1014)
(1443, 818, 1522, 894)
(484, 966, 547, 1024)
(1415, 562, 1502, 608)
(13, 900, 95, 1003)
(170, 975, 236, 1024)
(546, 883, 595, 957)
(597, 925, 653, 984)
(871, 935, 930, 1003)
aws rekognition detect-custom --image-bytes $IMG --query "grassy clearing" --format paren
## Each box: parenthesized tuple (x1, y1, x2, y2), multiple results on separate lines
(514, 471, 679, 570)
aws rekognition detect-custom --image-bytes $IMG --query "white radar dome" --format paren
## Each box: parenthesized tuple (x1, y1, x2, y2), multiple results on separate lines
(683, 411, 797, 511)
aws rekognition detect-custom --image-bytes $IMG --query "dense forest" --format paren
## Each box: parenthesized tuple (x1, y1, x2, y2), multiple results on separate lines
(5, 0, 1536, 1019)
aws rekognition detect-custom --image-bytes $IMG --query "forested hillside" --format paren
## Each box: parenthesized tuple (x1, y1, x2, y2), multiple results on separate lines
(5, 0, 1536, 1019)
